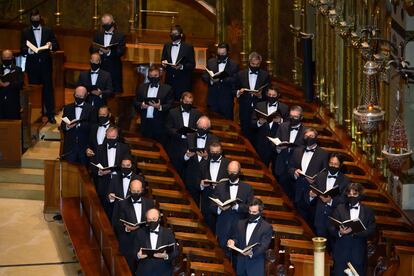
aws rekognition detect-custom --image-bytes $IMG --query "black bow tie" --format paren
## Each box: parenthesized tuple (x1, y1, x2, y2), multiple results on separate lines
(172, 43, 180, 47)
(269, 103, 277, 107)
(250, 71, 258, 75)
(229, 183, 238, 187)
(90, 71, 98, 75)
(123, 175, 131, 179)
(328, 175, 337, 179)
(305, 148, 315, 153)
(211, 160, 220, 163)
(349, 205, 359, 210)
(108, 143, 117, 149)
(150, 230, 159, 234)
(3, 65, 11, 69)
(150, 84, 159, 88)
(197, 135, 206, 140)
(217, 60, 226, 64)
(75, 104, 84, 108)
(32, 27, 40, 31)
(132, 200, 142, 204)
(104, 32, 113, 35)
(248, 220, 259, 224)
(290, 127, 299, 131)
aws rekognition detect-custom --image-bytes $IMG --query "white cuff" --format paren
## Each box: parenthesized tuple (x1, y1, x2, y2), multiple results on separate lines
(217, 207, 222, 215)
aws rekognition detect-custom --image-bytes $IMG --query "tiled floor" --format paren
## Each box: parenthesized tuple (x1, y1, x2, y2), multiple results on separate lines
(0, 198, 80, 275)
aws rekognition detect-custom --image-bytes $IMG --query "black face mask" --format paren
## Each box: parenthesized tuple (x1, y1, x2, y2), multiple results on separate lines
(289, 117, 301, 126)
(347, 196, 360, 206)
(90, 63, 100, 71)
(121, 167, 132, 176)
(2, 59, 12, 67)
(217, 54, 227, 62)
(130, 192, 141, 202)
(249, 65, 260, 73)
(31, 20, 40, 28)
(181, 103, 192, 112)
(228, 173, 239, 183)
(102, 23, 113, 31)
(328, 166, 340, 175)
(197, 128, 208, 136)
(106, 138, 118, 147)
(268, 97, 278, 104)
(170, 34, 181, 42)
(98, 116, 109, 126)
(248, 213, 261, 223)
(74, 97, 84, 105)
(305, 137, 317, 147)
(147, 220, 160, 231)
(148, 77, 160, 85)
(210, 153, 221, 161)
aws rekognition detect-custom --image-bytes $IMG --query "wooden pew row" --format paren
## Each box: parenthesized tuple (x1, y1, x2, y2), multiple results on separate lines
(123, 134, 235, 275)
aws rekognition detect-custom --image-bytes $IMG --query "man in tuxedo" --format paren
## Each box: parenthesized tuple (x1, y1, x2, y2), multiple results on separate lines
(77, 53, 113, 108)
(183, 116, 219, 205)
(61, 86, 97, 165)
(308, 153, 349, 251)
(235, 52, 271, 142)
(202, 42, 239, 119)
(20, 9, 59, 123)
(91, 126, 130, 214)
(210, 161, 254, 250)
(86, 105, 112, 158)
(165, 92, 202, 176)
(199, 142, 230, 232)
(251, 86, 289, 168)
(135, 208, 178, 276)
(161, 25, 195, 100)
(329, 183, 376, 276)
(90, 13, 125, 93)
(289, 128, 329, 224)
(273, 105, 307, 200)
(111, 177, 155, 273)
(0, 50, 24, 119)
(134, 66, 173, 144)
(227, 198, 273, 276)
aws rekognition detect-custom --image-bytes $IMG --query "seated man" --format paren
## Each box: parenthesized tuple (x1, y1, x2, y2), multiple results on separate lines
(227, 198, 273, 276)
(134, 65, 173, 144)
(78, 52, 113, 109)
(183, 115, 219, 205)
(210, 161, 254, 250)
(112, 177, 154, 273)
(61, 86, 97, 165)
(328, 183, 376, 276)
(199, 142, 230, 232)
(134, 208, 178, 276)
(0, 49, 24, 119)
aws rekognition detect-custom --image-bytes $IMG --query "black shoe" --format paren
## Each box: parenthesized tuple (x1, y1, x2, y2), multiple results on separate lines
(48, 117, 56, 124)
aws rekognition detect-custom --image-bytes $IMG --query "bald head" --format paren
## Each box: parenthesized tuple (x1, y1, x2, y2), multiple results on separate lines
(129, 179, 143, 194)
(74, 86, 88, 99)
(2, 50, 13, 60)
(228, 161, 241, 174)
(146, 208, 161, 222)
(90, 53, 101, 63)
(197, 116, 211, 130)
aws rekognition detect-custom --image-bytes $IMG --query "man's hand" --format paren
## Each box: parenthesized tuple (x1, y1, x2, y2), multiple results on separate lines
(91, 89, 102, 96)
(161, 60, 168, 67)
(46, 41, 52, 49)
(137, 249, 148, 259)
(153, 251, 168, 259)
(306, 177, 316, 184)
(100, 48, 110, 54)
(98, 169, 111, 176)
(108, 193, 116, 200)
(141, 102, 149, 109)
(185, 150, 196, 158)
(124, 224, 139, 232)
(258, 118, 267, 126)
(319, 195, 332, 204)
(227, 239, 235, 248)
(86, 148, 95, 157)
(149, 100, 161, 110)
(0, 81, 10, 87)
(219, 204, 231, 211)
(339, 225, 352, 235)
(273, 116, 282, 123)
(242, 249, 253, 257)
(294, 169, 302, 178)
(309, 189, 317, 198)
(237, 88, 247, 97)
(66, 122, 78, 129)
(197, 150, 208, 159)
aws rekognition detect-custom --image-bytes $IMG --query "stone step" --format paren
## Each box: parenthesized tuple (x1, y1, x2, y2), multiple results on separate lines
(21, 140, 60, 169)
(0, 168, 44, 184)
(0, 182, 44, 200)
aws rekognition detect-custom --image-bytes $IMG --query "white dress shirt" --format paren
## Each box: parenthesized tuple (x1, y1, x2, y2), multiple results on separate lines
(91, 69, 99, 85)
(107, 145, 116, 167)
(75, 102, 84, 120)
(96, 123, 109, 145)
(33, 26, 42, 47)
(267, 103, 278, 129)
(146, 85, 159, 118)
(122, 173, 132, 198)
(132, 198, 142, 223)
(217, 180, 239, 215)
(246, 218, 259, 245)
(289, 125, 300, 143)
(350, 203, 360, 220)
(181, 108, 190, 139)
(104, 33, 112, 47)
(3, 65, 10, 74)
(301, 146, 316, 174)
(210, 61, 227, 85)
(171, 41, 181, 64)
(150, 225, 160, 249)
(196, 135, 207, 162)
(248, 69, 258, 90)
(209, 158, 221, 182)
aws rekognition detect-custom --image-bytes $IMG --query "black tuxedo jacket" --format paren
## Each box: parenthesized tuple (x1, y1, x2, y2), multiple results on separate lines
(77, 69, 113, 107)
(310, 171, 350, 230)
(133, 226, 178, 276)
(90, 30, 125, 92)
(199, 157, 230, 184)
(201, 58, 239, 106)
(20, 26, 59, 71)
(61, 103, 97, 155)
(87, 123, 110, 153)
(134, 83, 173, 123)
(251, 101, 289, 163)
(107, 172, 139, 200)
(165, 106, 202, 140)
(161, 41, 195, 94)
(273, 122, 307, 175)
(236, 69, 271, 104)
(288, 146, 329, 177)
(328, 203, 376, 276)
(0, 65, 24, 99)
(231, 218, 273, 276)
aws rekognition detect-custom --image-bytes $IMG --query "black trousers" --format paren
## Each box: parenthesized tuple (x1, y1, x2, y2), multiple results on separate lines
(27, 61, 55, 117)
(0, 94, 20, 119)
